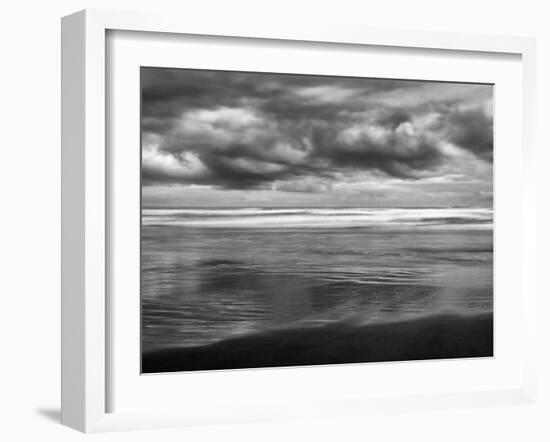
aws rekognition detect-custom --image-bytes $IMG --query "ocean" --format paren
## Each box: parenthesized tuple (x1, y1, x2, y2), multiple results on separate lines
(141, 207, 493, 360)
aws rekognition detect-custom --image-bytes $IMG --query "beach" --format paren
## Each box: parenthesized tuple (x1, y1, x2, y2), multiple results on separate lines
(142, 312, 493, 373)
(141, 207, 493, 372)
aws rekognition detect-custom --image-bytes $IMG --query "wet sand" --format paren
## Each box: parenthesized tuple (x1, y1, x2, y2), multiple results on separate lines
(142, 312, 493, 373)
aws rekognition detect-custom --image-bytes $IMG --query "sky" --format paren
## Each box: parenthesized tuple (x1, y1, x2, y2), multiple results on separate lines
(141, 67, 493, 208)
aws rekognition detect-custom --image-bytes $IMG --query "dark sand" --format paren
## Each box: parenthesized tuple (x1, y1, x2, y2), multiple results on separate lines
(142, 312, 493, 373)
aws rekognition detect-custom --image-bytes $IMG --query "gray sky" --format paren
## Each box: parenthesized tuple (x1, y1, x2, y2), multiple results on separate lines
(141, 68, 493, 208)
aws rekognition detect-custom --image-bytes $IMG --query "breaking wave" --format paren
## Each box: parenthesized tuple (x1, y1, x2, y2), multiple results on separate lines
(142, 207, 493, 229)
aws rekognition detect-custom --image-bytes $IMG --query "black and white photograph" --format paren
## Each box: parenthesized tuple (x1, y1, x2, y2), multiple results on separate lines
(140, 67, 494, 373)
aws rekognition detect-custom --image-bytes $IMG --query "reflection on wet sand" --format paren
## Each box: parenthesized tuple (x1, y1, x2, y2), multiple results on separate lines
(141, 219, 493, 365)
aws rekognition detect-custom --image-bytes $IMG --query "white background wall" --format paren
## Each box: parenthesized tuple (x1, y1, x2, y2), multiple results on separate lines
(0, 1, 548, 440)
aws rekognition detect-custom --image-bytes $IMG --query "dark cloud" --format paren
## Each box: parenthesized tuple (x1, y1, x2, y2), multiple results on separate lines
(141, 68, 493, 190)
(375, 108, 412, 129)
(446, 109, 493, 161)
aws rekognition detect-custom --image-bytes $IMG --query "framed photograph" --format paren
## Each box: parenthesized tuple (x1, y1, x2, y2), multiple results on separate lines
(61, 9, 537, 432)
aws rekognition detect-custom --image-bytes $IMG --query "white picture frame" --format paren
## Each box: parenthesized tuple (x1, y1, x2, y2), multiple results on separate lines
(61, 9, 537, 433)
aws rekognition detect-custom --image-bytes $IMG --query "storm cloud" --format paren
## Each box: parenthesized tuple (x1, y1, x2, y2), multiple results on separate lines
(141, 67, 493, 207)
